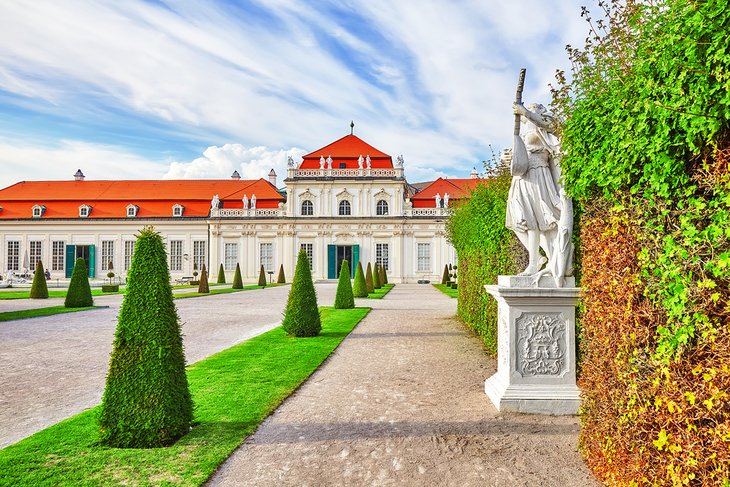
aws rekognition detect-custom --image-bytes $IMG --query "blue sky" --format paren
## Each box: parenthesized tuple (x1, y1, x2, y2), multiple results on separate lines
(0, 0, 589, 188)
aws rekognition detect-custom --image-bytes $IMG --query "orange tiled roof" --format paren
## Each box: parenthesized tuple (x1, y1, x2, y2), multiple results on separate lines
(300, 134, 393, 169)
(0, 179, 283, 219)
(411, 177, 484, 208)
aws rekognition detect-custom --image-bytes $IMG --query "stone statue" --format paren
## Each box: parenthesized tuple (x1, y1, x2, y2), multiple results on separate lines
(443, 193, 449, 207)
(242, 194, 249, 209)
(358, 154, 364, 169)
(505, 101, 573, 287)
(287, 155, 295, 167)
(326, 155, 333, 169)
(366, 155, 371, 169)
(211, 194, 220, 209)
(319, 155, 325, 169)
(396, 154, 404, 167)
(251, 194, 257, 209)
(434, 192, 441, 208)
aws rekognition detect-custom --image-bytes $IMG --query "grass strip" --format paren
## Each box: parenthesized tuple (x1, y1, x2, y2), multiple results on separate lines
(0, 289, 123, 300)
(366, 283, 395, 299)
(432, 283, 458, 298)
(0, 306, 370, 486)
(173, 283, 285, 299)
(0, 306, 102, 322)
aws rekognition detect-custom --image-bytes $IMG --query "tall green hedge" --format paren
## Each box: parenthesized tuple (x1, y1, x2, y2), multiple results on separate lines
(365, 263, 374, 294)
(352, 262, 368, 298)
(232, 263, 243, 289)
(282, 249, 320, 337)
(334, 260, 354, 309)
(257, 265, 267, 287)
(277, 264, 286, 284)
(217, 263, 226, 284)
(30, 260, 48, 299)
(64, 258, 93, 308)
(198, 264, 209, 294)
(99, 227, 192, 448)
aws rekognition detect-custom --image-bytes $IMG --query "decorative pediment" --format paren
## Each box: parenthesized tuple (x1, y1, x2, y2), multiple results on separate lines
(373, 188, 391, 202)
(333, 232, 355, 244)
(299, 188, 317, 200)
(336, 188, 353, 201)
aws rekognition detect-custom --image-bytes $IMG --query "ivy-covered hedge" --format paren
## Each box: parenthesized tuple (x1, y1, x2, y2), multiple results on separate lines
(553, 0, 730, 483)
(446, 167, 526, 354)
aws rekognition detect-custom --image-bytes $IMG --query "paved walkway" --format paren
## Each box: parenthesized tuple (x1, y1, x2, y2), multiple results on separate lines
(0, 283, 344, 449)
(209, 284, 597, 486)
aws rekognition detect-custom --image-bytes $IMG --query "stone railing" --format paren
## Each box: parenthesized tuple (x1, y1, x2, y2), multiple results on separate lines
(287, 167, 404, 179)
(211, 208, 284, 218)
(407, 207, 451, 217)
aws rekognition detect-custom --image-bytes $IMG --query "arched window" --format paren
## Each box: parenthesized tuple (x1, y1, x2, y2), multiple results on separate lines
(301, 200, 314, 216)
(376, 199, 389, 215)
(338, 200, 351, 216)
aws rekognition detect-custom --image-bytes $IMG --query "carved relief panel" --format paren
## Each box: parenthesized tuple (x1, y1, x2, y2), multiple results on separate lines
(515, 312, 567, 377)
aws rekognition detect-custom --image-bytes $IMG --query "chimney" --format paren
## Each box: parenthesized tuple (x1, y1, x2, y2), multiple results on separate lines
(470, 167, 478, 179)
(268, 168, 277, 187)
(74, 169, 85, 181)
(231, 170, 241, 180)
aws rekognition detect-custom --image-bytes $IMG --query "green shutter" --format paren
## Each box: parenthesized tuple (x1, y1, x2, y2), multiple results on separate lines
(352, 244, 359, 278)
(88, 244, 96, 278)
(327, 244, 336, 279)
(65, 245, 75, 278)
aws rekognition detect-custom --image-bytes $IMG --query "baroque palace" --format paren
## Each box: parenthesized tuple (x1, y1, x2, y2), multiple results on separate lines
(0, 132, 480, 283)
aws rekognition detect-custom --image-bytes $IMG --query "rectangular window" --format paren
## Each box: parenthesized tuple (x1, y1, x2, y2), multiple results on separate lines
(52, 241, 65, 272)
(300, 243, 313, 269)
(376, 243, 389, 271)
(224, 243, 238, 271)
(417, 243, 431, 272)
(260, 242, 273, 272)
(169, 240, 183, 272)
(193, 240, 206, 272)
(29, 241, 42, 271)
(101, 240, 114, 271)
(6, 241, 20, 272)
(124, 240, 135, 271)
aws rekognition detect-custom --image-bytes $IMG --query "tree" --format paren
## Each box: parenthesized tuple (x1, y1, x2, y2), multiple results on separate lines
(217, 263, 226, 284)
(277, 264, 286, 284)
(99, 227, 192, 448)
(373, 263, 382, 289)
(198, 264, 209, 293)
(30, 260, 49, 299)
(365, 262, 375, 294)
(258, 265, 267, 287)
(65, 258, 93, 308)
(107, 261, 115, 284)
(232, 263, 243, 289)
(282, 249, 321, 337)
(352, 262, 368, 298)
(334, 259, 355, 309)
(379, 264, 387, 286)
(441, 265, 449, 285)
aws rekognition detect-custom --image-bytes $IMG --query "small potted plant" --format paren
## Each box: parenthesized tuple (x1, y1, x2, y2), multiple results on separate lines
(191, 261, 200, 285)
(102, 261, 119, 292)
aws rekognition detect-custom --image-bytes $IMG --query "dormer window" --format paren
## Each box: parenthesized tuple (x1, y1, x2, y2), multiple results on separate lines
(126, 204, 139, 218)
(172, 204, 184, 217)
(32, 204, 46, 218)
(79, 204, 91, 218)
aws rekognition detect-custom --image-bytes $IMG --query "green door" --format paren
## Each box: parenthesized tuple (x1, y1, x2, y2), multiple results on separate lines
(65, 245, 75, 278)
(327, 245, 336, 279)
(352, 244, 359, 278)
(88, 244, 96, 278)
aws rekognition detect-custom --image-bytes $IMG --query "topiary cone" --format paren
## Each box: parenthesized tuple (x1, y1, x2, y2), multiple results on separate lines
(65, 258, 93, 308)
(441, 265, 449, 285)
(258, 265, 267, 287)
(352, 262, 368, 298)
(365, 262, 374, 294)
(99, 227, 192, 448)
(277, 264, 286, 284)
(373, 263, 382, 289)
(217, 263, 226, 284)
(232, 263, 243, 289)
(379, 264, 387, 286)
(334, 259, 355, 309)
(198, 264, 210, 293)
(282, 249, 320, 337)
(30, 260, 49, 299)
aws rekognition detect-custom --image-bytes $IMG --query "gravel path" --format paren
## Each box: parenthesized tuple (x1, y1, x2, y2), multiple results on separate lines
(208, 284, 598, 486)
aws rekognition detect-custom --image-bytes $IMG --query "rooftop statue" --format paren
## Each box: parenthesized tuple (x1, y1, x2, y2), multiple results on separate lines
(434, 192, 441, 208)
(396, 154, 404, 167)
(326, 155, 333, 169)
(251, 194, 257, 209)
(366, 155, 371, 169)
(211, 194, 220, 209)
(358, 154, 364, 169)
(319, 156, 325, 169)
(242, 194, 249, 209)
(287, 155, 295, 167)
(443, 192, 449, 207)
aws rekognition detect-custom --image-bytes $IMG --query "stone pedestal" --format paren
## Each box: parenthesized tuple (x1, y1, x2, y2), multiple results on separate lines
(484, 275, 581, 415)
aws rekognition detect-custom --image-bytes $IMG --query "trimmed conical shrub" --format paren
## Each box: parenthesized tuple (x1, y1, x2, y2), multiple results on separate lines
(30, 260, 49, 299)
(379, 264, 387, 286)
(334, 260, 355, 309)
(282, 249, 320, 337)
(198, 264, 210, 293)
(65, 258, 93, 308)
(373, 263, 382, 289)
(277, 264, 286, 284)
(232, 263, 243, 289)
(352, 262, 368, 298)
(258, 265, 267, 287)
(99, 227, 192, 448)
(441, 265, 449, 285)
(217, 263, 226, 284)
(365, 262, 375, 294)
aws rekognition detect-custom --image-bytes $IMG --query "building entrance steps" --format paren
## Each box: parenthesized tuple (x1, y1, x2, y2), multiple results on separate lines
(208, 284, 597, 486)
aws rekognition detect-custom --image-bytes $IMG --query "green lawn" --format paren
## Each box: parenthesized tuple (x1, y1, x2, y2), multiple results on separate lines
(174, 283, 285, 299)
(366, 283, 395, 299)
(0, 306, 102, 322)
(0, 289, 123, 300)
(433, 283, 458, 298)
(0, 306, 370, 486)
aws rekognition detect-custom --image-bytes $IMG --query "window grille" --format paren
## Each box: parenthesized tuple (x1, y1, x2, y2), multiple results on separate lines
(417, 243, 431, 272)
(169, 240, 183, 272)
(224, 243, 238, 271)
(338, 200, 351, 216)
